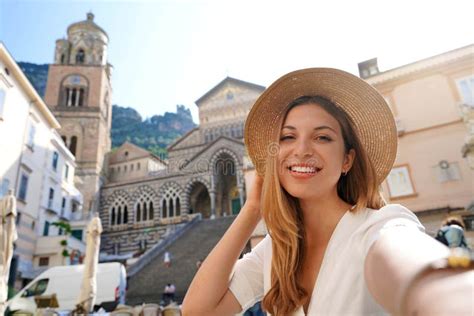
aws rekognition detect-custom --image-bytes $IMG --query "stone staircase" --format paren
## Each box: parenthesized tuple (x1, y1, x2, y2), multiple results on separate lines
(126, 215, 236, 305)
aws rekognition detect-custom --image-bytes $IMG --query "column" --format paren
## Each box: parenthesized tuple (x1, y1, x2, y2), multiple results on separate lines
(210, 174, 216, 218)
(237, 170, 245, 207)
(67, 88, 73, 106)
(74, 88, 80, 107)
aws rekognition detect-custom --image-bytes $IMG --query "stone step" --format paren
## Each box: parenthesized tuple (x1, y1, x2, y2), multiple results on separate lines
(126, 215, 236, 305)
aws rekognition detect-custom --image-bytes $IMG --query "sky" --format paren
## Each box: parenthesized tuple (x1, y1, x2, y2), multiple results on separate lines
(1, 0, 473, 123)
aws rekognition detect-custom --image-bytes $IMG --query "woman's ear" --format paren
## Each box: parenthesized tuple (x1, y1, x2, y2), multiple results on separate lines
(343, 149, 356, 172)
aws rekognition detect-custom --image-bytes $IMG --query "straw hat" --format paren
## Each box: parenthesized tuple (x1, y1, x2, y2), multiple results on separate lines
(244, 67, 398, 185)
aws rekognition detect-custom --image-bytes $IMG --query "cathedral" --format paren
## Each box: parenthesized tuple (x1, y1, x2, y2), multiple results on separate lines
(43, 13, 263, 256)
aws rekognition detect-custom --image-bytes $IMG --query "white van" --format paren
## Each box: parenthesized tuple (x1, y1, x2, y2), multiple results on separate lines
(7, 262, 126, 314)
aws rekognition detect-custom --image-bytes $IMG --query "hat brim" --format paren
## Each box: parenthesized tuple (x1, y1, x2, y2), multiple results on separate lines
(244, 68, 397, 186)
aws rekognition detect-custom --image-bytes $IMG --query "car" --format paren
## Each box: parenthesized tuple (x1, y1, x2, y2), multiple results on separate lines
(6, 262, 126, 314)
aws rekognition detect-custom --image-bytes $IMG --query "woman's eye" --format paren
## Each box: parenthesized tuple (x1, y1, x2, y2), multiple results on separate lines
(316, 136, 332, 142)
(280, 135, 294, 141)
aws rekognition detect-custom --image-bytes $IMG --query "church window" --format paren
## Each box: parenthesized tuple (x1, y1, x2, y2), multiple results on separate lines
(137, 163, 141, 170)
(124, 165, 127, 173)
(161, 185, 181, 218)
(162, 200, 167, 218)
(78, 88, 85, 106)
(136, 203, 141, 222)
(123, 206, 128, 224)
(134, 188, 156, 223)
(176, 198, 181, 216)
(61, 135, 67, 145)
(61, 75, 88, 107)
(143, 203, 148, 221)
(111, 207, 116, 226)
(70, 136, 77, 156)
(149, 202, 154, 220)
(169, 199, 174, 217)
(76, 49, 85, 64)
(110, 194, 128, 226)
(60, 54, 65, 64)
(117, 206, 122, 225)
(131, 164, 134, 171)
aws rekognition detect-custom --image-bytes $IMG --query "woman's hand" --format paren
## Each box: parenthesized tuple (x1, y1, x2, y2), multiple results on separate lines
(244, 174, 264, 214)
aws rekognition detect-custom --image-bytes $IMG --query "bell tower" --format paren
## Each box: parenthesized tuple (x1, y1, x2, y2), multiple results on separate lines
(44, 13, 112, 215)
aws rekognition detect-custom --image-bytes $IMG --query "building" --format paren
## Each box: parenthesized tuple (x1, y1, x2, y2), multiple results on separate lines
(44, 12, 113, 216)
(0, 42, 85, 289)
(98, 77, 264, 255)
(107, 142, 167, 184)
(358, 44, 474, 245)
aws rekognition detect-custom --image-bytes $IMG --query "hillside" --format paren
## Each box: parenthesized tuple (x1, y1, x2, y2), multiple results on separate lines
(111, 104, 196, 157)
(18, 62, 49, 97)
(18, 61, 197, 157)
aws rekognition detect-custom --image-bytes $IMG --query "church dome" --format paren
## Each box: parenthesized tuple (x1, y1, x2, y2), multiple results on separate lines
(67, 12, 109, 43)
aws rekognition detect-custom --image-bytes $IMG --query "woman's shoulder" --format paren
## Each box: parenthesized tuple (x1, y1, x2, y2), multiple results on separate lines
(353, 204, 425, 257)
(357, 203, 424, 231)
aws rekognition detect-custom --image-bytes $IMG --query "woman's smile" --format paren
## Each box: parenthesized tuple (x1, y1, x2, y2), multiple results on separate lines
(286, 163, 323, 179)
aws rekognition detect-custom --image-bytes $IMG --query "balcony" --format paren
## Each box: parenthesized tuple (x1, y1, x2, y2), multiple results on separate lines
(35, 235, 86, 256)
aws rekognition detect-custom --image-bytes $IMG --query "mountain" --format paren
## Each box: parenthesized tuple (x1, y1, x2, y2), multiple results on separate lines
(18, 62, 49, 97)
(111, 104, 196, 158)
(18, 61, 197, 157)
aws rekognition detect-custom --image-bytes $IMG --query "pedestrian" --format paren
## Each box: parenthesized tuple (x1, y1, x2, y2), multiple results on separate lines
(435, 216, 470, 249)
(163, 251, 171, 268)
(183, 68, 473, 315)
(162, 283, 176, 305)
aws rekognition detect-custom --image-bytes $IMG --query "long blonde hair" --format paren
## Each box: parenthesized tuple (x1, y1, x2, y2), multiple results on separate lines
(261, 96, 386, 315)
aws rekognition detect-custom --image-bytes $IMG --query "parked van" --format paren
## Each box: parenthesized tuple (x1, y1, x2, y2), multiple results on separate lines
(7, 262, 126, 314)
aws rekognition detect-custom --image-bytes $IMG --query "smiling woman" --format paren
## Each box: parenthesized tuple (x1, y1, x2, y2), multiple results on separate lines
(182, 68, 473, 316)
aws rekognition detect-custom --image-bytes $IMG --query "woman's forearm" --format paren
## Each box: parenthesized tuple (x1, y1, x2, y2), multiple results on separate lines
(364, 228, 450, 313)
(182, 203, 261, 314)
(403, 267, 473, 315)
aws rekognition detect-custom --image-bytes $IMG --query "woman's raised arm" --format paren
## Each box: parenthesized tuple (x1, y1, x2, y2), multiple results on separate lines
(365, 228, 473, 315)
(181, 175, 263, 316)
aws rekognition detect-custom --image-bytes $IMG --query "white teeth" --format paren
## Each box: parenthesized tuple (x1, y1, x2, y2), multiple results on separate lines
(290, 166, 316, 173)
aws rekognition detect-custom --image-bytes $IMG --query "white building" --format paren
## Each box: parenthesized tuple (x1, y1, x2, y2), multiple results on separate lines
(0, 42, 85, 290)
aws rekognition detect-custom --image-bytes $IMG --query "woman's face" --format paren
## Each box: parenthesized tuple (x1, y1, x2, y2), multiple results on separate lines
(277, 103, 355, 201)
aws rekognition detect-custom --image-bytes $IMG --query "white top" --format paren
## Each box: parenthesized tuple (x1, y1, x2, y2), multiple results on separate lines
(229, 204, 425, 315)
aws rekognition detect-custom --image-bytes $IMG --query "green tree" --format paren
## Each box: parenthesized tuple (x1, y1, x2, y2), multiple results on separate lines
(52, 221, 72, 264)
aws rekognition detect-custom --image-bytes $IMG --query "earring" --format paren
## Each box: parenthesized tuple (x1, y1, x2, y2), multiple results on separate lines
(342, 170, 348, 176)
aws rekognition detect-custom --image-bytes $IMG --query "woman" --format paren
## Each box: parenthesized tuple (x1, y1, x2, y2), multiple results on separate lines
(182, 68, 472, 315)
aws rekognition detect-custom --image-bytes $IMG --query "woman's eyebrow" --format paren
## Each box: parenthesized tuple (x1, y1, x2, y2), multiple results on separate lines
(281, 125, 337, 134)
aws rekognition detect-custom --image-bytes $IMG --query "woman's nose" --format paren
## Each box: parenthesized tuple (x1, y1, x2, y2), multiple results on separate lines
(294, 139, 313, 157)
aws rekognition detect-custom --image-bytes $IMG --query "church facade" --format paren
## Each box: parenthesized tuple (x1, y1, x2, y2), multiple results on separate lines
(99, 78, 264, 255)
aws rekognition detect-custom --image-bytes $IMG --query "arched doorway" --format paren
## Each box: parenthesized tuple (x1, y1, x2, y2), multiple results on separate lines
(213, 152, 240, 217)
(188, 182, 211, 218)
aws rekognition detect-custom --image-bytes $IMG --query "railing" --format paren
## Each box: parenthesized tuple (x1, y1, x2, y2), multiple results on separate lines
(70, 211, 94, 221)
